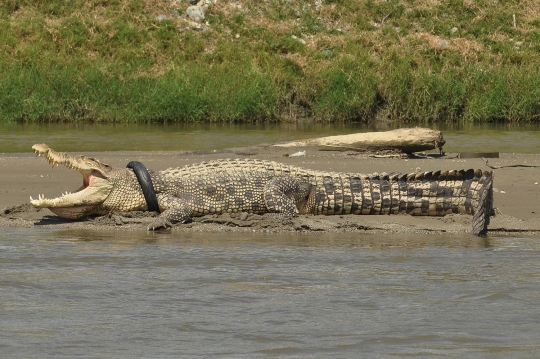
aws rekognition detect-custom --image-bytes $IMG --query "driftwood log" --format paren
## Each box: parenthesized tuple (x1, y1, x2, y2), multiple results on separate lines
(274, 127, 445, 154)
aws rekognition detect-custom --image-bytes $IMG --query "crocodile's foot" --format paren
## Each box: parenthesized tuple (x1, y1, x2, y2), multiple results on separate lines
(147, 218, 173, 231)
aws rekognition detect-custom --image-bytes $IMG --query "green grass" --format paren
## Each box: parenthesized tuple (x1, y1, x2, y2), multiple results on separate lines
(1, 0, 539, 123)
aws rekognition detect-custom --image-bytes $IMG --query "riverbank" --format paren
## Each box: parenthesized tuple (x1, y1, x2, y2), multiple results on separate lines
(2, 1, 540, 123)
(1, 147, 539, 237)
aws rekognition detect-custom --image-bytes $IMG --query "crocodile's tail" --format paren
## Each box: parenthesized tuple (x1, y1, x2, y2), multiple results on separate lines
(301, 168, 494, 236)
(471, 170, 493, 236)
(366, 169, 494, 236)
(398, 168, 493, 236)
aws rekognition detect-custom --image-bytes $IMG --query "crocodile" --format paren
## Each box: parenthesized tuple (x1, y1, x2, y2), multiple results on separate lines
(29, 143, 493, 235)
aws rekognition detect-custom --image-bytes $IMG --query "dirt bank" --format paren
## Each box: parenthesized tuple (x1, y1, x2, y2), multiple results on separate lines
(1, 146, 539, 237)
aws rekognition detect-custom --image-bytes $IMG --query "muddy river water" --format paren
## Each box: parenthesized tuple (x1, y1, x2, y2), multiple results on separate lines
(2, 228, 540, 357)
(1, 123, 540, 357)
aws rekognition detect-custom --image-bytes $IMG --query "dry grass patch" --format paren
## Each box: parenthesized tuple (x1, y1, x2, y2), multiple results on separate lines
(451, 37, 485, 62)
(408, 32, 484, 59)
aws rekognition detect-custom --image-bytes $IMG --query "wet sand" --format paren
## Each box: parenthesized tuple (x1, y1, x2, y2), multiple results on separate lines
(1, 146, 539, 237)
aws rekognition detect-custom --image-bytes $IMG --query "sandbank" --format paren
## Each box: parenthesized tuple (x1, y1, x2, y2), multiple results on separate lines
(1, 146, 539, 237)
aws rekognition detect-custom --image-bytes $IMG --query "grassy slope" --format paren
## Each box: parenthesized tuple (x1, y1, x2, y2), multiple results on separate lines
(1, 0, 539, 123)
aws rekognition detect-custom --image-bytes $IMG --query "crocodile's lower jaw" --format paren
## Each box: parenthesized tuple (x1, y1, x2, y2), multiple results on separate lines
(48, 205, 100, 220)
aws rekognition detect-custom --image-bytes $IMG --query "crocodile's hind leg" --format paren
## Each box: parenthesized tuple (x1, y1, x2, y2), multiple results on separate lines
(263, 177, 313, 219)
(147, 195, 194, 230)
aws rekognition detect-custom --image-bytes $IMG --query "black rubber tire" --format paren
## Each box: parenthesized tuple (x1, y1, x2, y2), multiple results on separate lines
(126, 161, 160, 213)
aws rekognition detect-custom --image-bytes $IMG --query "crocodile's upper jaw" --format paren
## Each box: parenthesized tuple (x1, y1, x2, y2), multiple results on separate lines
(30, 143, 115, 219)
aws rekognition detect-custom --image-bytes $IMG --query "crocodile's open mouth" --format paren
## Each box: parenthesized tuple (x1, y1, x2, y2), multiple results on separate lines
(29, 144, 114, 219)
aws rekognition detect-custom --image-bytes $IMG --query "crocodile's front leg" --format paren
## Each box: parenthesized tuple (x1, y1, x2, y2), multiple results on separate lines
(147, 195, 193, 230)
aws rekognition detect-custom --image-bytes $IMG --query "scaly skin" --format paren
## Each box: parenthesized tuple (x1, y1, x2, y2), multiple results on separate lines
(30, 144, 493, 235)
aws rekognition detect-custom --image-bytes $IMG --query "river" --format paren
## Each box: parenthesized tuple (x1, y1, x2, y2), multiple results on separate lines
(1, 227, 540, 357)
